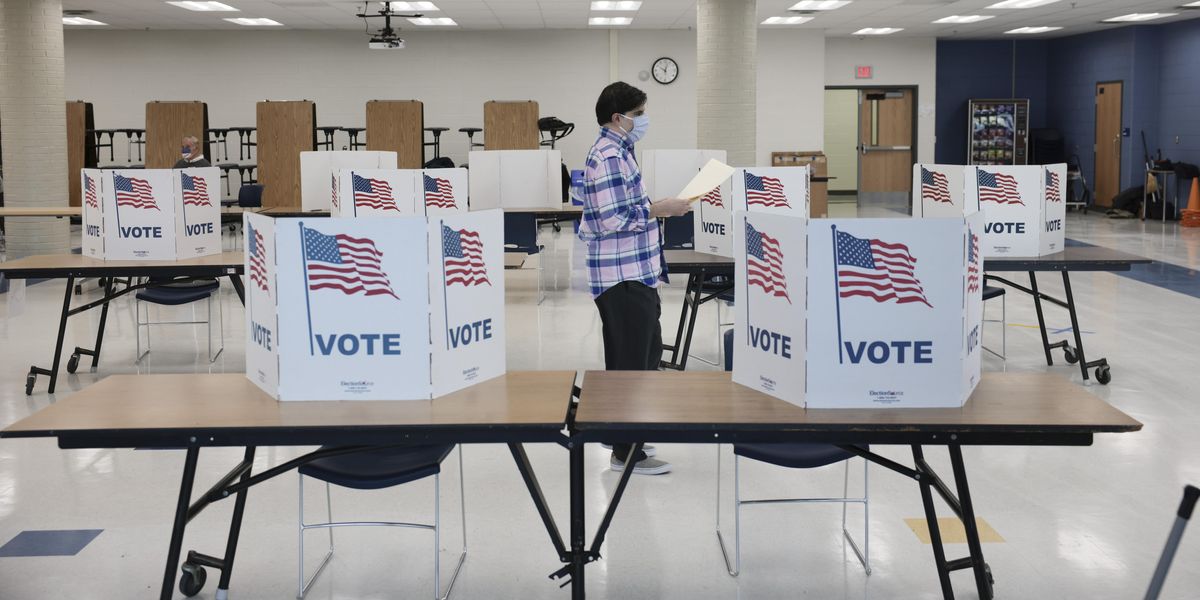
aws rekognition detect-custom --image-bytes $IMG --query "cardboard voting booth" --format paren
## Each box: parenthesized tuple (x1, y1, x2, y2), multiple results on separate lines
(467, 149, 562, 210)
(81, 167, 220, 260)
(333, 168, 468, 217)
(243, 209, 505, 401)
(300, 151, 398, 211)
(732, 212, 985, 409)
(914, 164, 1066, 257)
(730, 166, 811, 218)
(640, 149, 729, 256)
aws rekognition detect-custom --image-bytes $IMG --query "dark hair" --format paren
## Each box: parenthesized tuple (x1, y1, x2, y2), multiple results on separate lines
(595, 82, 647, 126)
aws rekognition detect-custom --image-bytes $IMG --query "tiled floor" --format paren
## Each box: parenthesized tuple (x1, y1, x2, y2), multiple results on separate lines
(0, 208, 1198, 599)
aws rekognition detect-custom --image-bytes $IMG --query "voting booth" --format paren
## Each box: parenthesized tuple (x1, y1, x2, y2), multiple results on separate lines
(639, 150, 729, 256)
(81, 167, 221, 260)
(300, 151, 398, 212)
(243, 209, 505, 401)
(912, 163, 1066, 257)
(730, 166, 810, 217)
(732, 212, 985, 409)
(467, 149, 562, 210)
(332, 168, 468, 217)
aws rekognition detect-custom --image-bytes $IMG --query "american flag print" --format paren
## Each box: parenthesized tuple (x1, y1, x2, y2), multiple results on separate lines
(181, 172, 212, 207)
(966, 231, 980, 294)
(921, 167, 952, 204)
(303, 226, 399, 299)
(424, 174, 456, 209)
(700, 186, 724, 208)
(745, 172, 790, 208)
(113, 174, 159, 210)
(442, 225, 491, 287)
(351, 173, 398, 212)
(835, 229, 932, 308)
(248, 223, 269, 293)
(84, 173, 99, 209)
(1045, 170, 1061, 202)
(977, 169, 1023, 205)
(745, 221, 789, 302)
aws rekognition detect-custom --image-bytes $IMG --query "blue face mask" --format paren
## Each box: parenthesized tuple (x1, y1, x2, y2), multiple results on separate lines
(620, 113, 650, 144)
(181, 146, 192, 158)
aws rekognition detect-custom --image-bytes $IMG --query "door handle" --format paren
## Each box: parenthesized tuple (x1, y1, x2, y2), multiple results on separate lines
(862, 145, 911, 153)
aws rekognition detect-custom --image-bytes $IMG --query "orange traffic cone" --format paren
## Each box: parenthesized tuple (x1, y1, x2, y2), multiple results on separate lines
(1183, 178, 1200, 228)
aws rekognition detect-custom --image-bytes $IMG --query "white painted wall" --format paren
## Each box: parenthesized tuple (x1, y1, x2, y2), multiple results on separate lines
(825, 37, 937, 164)
(757, 30, 825, 166)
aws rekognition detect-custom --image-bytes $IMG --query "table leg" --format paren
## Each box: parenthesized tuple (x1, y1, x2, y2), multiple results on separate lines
(214, 446, 256, 598)
(662, 272, 701, 370)
(1060, 272, 1108, 382)
(229, 274, 246, 306)
(569, 440, 586, 600)
(913, 446, 955, 599)
(1027, 272, 1054, 366)
(949, 445, 994, 600)
(26, 276, 75, 395)
(161, 446, 200, 600)
(71, 276, 116, 371)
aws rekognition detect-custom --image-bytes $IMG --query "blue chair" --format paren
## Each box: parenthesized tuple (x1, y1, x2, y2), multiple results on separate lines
(662, 212, 694, 249)
(297, 444, 466, 599)
(982, 285, 1006, 360)
(135, 278, 223, 362)
(716, 330, 870, 577)
(504, 212, 545, 303)
(237, 183, 263, 208)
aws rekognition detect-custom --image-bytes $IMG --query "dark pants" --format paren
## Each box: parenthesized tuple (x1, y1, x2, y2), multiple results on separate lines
(595, 281, 662, 463)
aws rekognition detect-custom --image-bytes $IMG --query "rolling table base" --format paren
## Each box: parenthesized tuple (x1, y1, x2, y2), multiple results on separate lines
(662, 269, 732, 371)
(985, 272, 1111, 384)
(25, 274, 246, 395)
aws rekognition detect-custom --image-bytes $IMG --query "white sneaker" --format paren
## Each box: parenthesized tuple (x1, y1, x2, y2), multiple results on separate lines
(610, 453, 672, 475)
(601, 443, 657, 458)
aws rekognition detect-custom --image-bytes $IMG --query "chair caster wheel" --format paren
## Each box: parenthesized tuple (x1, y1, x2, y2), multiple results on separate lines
(1063, 347, 1078, 364)
(1095, 365, 1111, 384)
(25, 374, 36, 396)
(179, 562, 206, 597)
(67, 354, 80, 374)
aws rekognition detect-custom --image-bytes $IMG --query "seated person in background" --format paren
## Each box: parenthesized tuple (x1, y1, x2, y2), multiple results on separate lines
(173, 136, 210, 168)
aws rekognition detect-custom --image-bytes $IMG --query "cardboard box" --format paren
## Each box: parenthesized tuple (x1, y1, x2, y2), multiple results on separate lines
(732, 211, 985, 408)
(83, 167, 221, 260)
(639, 149, 730, 256)
(913, 163, 1067, 257)
(244, 209, 506, 401)
(332, 168, 468, 217)
(300, 151, 398, 211)
(467, 149, 562, 210)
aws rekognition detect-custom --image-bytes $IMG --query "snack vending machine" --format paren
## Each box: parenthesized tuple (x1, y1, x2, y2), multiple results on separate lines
(967, 99, 1029, 166)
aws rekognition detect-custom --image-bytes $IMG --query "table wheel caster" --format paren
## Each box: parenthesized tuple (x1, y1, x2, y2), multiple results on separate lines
(67, 353, 80, 374)
(983, 563, 995, 599)
(1095, 365, 1111, 385)
(1063, 346, 1078, 364)
(179, 562, 206, 597)
(25, 373, 36, 396)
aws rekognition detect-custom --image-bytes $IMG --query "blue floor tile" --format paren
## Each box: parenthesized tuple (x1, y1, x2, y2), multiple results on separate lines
(1066, 238, 1200, 300)
(0, 529, 103, 557)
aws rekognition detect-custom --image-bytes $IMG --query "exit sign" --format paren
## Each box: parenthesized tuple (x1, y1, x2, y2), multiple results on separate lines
(855, 65, 873, 79)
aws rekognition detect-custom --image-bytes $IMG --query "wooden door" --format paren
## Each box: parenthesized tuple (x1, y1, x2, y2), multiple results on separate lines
(1093, 82, 1122, 208)
(858, 89, 913, 208)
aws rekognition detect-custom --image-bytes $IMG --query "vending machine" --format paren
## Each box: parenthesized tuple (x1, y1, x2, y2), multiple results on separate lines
(967, 99, 1029, 166)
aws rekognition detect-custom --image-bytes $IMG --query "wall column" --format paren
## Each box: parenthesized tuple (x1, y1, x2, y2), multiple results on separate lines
(696, 0, 757, 166)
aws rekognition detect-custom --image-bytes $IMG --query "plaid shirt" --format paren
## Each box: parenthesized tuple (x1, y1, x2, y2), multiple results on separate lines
(578, 127, 664, 298)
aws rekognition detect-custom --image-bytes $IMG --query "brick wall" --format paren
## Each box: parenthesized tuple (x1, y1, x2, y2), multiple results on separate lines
(0, 0, 71, 258)
(696, 0, 756, 167)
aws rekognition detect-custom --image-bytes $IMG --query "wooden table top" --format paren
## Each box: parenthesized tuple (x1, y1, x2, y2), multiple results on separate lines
(0, 207, 81, 218)
(0, 251, 244, 278)
(2, 372, 577, 446)
(575, 371, 1141, 436)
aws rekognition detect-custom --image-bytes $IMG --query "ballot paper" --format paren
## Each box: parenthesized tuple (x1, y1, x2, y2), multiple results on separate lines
(679, 159, 736, 201)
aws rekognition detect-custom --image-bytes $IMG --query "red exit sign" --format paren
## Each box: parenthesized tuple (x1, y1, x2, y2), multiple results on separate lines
(855, 65, 873, 79)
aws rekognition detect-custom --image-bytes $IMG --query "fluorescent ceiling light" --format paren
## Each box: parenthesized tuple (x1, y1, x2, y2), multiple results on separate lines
(854, 27, 902, 35)
(166, 1, 238, 11)
(408, 16, 456, 26)
(1005, 26, 1062, 34)
(589, 16, 632, 26)
(762, 16, 814, 25)
(934, 15, 994, 24)
(223, 17, 282, 26)
(1183, 1, 1200, 7)
(1102, 13, 1177, 22)
(386, 2, 439, 10)
(789, 1, 851, 10)
(62, 16, 107, 25)
(591, 1, 642, 10)
(987, 0, 1060, 8)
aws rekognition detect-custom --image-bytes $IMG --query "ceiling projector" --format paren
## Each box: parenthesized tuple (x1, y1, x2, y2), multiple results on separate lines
(369, 37, 405, 50)
(359, 2, 417, 50)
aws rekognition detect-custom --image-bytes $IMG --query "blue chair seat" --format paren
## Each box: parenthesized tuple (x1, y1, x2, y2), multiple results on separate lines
(136, 280, 219, 305)
(982, 285, 1005, 301)
(733, 443, 860, 469)
(299, 444, 454, 491)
